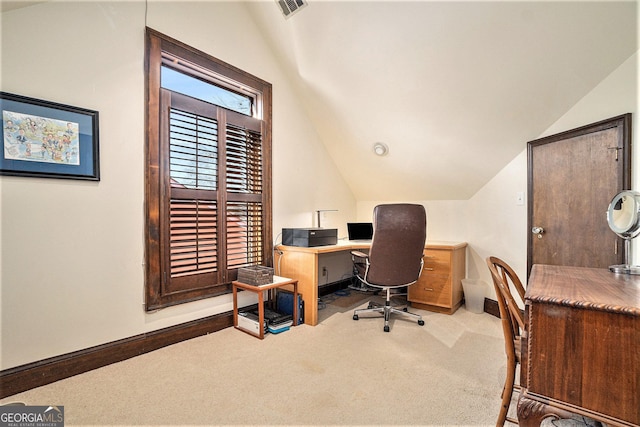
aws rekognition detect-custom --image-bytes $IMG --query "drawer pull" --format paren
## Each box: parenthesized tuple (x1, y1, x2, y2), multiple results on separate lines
(424, 268, 434, 271)
(423, 287, 434, 291)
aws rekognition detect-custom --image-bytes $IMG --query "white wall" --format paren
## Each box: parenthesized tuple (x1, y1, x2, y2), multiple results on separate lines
(465, 150, 528, 287)
(357, 200, 467, 243)
(0, 1, 356, 370)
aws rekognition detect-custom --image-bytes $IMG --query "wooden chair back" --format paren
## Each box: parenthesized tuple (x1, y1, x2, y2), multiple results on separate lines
(487, 256, 525, 331)
(486, 256, 526, 426)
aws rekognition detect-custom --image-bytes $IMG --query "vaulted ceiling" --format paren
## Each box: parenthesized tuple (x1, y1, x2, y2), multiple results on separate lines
(246, 1, 638, 200)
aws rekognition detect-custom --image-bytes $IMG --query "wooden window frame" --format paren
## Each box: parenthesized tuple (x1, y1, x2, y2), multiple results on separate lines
(144, 28, 273, 310)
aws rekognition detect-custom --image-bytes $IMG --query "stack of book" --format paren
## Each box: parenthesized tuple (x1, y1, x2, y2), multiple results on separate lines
(238, 307, 293, 335)
(260, 308, 293, 334)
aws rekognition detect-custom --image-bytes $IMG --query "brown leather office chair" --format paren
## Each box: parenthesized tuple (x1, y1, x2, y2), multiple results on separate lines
(486, 256, 526, 426)
(352, 204, 427, 332)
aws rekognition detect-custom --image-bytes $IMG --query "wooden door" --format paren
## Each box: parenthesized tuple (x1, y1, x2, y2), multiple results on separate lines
(527, 114, 631, 276)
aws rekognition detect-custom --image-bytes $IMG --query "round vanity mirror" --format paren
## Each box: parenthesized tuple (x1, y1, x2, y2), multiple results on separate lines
(607, 190, 640, 274)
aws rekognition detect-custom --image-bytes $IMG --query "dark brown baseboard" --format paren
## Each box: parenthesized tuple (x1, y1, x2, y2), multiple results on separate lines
(0, 311, 233, 399)
(484, 297, 500, 318)
(460, 297, 499, 317)
(483, 297, 524, 320)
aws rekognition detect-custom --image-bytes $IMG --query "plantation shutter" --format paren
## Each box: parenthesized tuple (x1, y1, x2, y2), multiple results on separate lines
(145, 29, 272, 311)
(226, 112, 264, 270)
(161, 91, 265, 295)
(168, 106, 218, 284)
(163, 93, 220, 293)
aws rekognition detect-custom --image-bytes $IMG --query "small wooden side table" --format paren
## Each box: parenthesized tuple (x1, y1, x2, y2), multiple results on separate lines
(232, 276, 299, 339)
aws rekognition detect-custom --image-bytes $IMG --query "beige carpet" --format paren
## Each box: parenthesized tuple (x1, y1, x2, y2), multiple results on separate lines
(1, 303, 510, 426)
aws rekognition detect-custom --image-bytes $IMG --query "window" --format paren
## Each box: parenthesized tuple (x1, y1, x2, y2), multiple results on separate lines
(145, 28, 272, 310)
(161, 66, 253, 116)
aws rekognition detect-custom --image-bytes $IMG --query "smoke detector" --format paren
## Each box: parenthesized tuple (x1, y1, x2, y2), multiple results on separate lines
(276, 0, 308, 19)
(373, 142, 389, 156)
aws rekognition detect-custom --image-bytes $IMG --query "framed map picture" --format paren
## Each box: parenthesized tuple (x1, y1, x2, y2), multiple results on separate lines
(1, 92, 99, 180)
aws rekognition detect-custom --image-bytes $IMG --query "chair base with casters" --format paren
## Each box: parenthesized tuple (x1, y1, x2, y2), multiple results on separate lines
(352, 286, 425, 332)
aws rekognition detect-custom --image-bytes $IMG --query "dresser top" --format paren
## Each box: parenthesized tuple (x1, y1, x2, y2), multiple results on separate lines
(528, 264, 640, 316)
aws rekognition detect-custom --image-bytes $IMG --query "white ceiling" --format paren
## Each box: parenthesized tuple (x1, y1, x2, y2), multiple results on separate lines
(246, 1, 638, 200)
(0, 1, 46, 13)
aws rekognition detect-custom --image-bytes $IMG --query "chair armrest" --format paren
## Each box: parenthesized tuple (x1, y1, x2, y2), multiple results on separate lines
(351, 250, 369, 260)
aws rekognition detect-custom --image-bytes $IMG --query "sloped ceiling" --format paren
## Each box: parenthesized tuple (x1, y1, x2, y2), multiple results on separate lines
(0, 1, 46, 12)
(245, 1, 638, 200)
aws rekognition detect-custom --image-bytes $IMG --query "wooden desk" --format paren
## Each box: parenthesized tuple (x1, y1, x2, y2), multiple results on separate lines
(275, 241, 466, 326)
(519, 265, 640, 427)
(232, 276, 298, 340)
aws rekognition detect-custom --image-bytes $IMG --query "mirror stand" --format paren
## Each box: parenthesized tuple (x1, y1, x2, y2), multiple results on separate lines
(607, 191, 640, 275)
(609, 239, 640, 274)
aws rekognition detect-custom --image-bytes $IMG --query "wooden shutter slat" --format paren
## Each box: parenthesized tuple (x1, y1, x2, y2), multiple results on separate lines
(169, 199, 218, 277)
(226, 201, 263, 269)
(226, 123, 262, 194)
(169, 108, 218, 191)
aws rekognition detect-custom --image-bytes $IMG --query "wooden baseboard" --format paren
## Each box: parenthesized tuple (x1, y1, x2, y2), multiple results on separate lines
(484, 298, 500, 318)
(483, 298, 524, 320)
(0, 312, 233, 399)
(411, 301, 461, 315)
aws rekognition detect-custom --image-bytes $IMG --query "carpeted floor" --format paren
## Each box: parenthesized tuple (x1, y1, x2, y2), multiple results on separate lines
(1, 301, 510, 426)
(318, 288, 412, 320)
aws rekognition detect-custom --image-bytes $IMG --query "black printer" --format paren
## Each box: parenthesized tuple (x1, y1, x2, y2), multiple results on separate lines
(282, 228, 338, 247)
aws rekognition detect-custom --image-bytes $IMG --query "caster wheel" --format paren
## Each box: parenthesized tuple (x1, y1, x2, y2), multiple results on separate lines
(353, 314, 359, 320)
(384, 325, 390, 332)
(367, 304, 374, 309)
(418, 320, 425, 326)
(402, 307, 408, 312)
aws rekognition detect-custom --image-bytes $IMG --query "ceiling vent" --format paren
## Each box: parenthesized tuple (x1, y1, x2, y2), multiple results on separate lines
(276, 0, 308, 19)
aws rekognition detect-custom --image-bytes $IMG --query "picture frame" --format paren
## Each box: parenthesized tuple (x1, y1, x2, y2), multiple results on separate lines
(0, 92, 99, 181)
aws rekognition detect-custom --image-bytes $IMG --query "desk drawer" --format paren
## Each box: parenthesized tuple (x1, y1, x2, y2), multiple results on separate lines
(423, 250, 451, 274)
(409, 273, 451, 307)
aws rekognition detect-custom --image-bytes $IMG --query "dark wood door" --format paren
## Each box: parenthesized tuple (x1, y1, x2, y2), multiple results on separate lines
(527, 114, 631, 276)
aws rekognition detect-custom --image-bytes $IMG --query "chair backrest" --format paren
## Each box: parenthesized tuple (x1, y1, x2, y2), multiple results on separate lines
(365, 204, 427, 287)
(486, 256, 526, 348)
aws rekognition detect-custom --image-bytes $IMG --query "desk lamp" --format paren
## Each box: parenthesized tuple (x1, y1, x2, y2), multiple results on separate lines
(316, 209, 337, 228)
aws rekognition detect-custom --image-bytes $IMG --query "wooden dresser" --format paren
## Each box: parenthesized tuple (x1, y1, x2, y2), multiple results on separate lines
(519, 264, 640, 427)
(408, 242, 467, 314)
